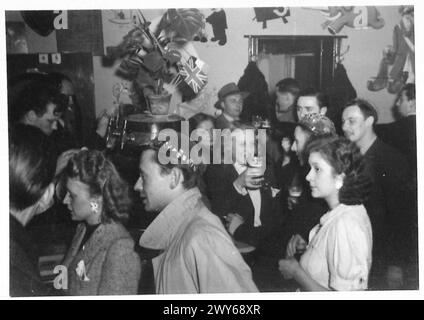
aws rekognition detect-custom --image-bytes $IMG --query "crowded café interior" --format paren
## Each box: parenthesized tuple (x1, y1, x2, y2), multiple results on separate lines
(6, 6, 419, 296)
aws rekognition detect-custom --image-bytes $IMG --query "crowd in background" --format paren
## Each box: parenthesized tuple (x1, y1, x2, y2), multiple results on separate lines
(8, 70, 417, 296)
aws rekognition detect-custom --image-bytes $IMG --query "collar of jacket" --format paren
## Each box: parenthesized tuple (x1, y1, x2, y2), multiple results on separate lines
(364, 137, 381, 159)
(62, 221, 130, 268)
(138, 187, 203, 251)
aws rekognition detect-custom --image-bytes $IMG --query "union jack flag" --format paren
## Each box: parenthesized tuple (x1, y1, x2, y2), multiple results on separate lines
(178, 56, 207, 94)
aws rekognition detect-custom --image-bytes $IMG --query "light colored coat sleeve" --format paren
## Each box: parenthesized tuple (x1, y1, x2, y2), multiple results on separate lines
(184, 227, 258, 293)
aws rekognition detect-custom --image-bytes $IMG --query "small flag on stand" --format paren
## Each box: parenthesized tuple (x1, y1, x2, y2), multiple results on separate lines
(178, 56, 207, 94)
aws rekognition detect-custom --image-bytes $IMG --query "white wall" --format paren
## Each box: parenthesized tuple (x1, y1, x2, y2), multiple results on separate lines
(190, 7, 405, 123)
(6, 6, 408, 123)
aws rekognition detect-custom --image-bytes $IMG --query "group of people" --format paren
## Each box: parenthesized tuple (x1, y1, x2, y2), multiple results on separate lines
(9, 71, 417, 296)
(208, 79, 417, 291)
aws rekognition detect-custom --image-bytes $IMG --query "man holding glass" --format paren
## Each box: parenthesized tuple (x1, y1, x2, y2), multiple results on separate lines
(204, 122, 283, 251)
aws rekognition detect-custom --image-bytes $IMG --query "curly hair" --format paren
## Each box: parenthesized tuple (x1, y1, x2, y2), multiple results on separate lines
(64, 150, 131, 223)
(305, 136, 373, 205)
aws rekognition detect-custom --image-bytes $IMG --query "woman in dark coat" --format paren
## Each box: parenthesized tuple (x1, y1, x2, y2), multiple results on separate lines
(9, 125, 56, 296)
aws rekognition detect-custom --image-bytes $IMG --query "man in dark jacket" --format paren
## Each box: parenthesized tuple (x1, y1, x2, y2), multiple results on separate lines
(342, 98, 416, 289)
(204, 123, 283, 252)
(9, 125, 57, 296)
(10, 216, 51, 297)
(391, 83, 416, 175)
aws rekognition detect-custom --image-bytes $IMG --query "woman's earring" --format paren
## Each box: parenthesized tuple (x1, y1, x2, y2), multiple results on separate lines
(90, 202, 99, 213)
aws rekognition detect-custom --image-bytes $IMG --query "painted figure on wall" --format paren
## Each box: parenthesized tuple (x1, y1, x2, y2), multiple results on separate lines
(367, 6, 414, 94)
(304, 6, 385, 34)
(206, 8, 227, 45)
(253, 7, 291, 29)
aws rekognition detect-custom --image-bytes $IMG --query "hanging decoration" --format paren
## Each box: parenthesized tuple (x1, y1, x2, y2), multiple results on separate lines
(367, 6, 414, 94)
(253, 7, 291, 29)
(21, 11, 58, 36)
(304, 6, 385, 34)
(206, 8, 227, 45)
(108, 10, 136, 25)
(193, 16, 208, 43)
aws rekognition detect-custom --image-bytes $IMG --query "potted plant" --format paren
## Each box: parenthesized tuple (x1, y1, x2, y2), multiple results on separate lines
(107, 9, 206, 115)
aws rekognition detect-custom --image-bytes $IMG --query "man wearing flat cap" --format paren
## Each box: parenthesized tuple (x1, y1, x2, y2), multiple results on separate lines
(214, 82, 249, 130)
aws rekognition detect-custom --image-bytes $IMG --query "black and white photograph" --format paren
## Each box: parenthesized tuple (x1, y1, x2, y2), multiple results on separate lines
(2, 0, 422, 302)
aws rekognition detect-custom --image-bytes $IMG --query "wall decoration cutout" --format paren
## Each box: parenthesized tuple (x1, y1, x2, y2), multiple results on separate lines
(6, 21, 28, 54)
(112, 81, 134, 107)
(305, 6, 385, 34)
(253, 7, 291, 29)
(206, 8, 227, 45)
(21, 11, 58, 36)
(367, 6, 414, 94)
(193, 14, 208, 43)
(108, 10, 137, 25)
(56, 10, 104, 55)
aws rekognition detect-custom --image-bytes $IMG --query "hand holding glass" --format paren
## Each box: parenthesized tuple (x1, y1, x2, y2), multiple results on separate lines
(246, 156, 266, 189)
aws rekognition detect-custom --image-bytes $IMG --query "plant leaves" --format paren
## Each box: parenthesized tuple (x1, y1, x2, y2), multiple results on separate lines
(162, 9, 204, 42)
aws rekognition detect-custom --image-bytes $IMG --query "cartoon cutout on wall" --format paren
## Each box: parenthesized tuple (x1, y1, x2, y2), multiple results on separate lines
(206, 8, 227, 45)
(108, 10, 136, 25)
(193, 14, 208, 43)
(21, 11, 58, 36)
(305, 6, 385, 34)
(253, 7, 291, 29)
(367, 6, 414, 94)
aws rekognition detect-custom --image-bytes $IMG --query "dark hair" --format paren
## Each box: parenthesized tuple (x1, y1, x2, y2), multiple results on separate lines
(276, 78, 301, 96)
(8, 74, 67, 122)
(46, 71, 83, 143)
(46, 72, 73, 91)
(305, 136, 372, 205)
(401, 83, 415, 101)
(297, 87, 330, 110)
(146, 134, 206, 190)
(9, 124, 56, 211)
(188, 113, 215, 134)
(64, 150, 131, 223)
(343, 98, 379, 126)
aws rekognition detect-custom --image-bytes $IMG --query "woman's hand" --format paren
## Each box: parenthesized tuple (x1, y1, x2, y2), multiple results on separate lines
(286, 234, 307, 258)
(234, 169, 264, 190)
(278, 257, 301, 279)
(224, 213, 245, 236)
